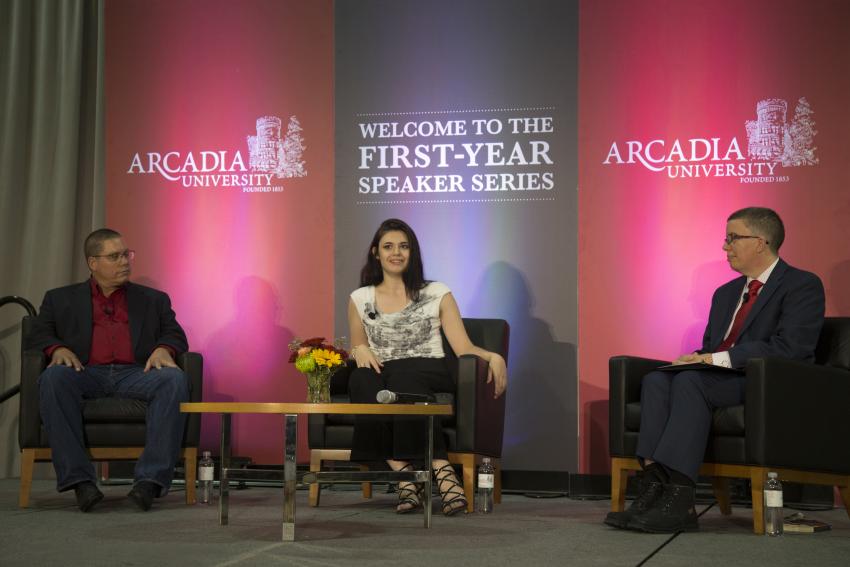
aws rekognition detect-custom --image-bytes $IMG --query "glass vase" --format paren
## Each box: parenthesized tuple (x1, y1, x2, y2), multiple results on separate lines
(306, 367, 331, 403)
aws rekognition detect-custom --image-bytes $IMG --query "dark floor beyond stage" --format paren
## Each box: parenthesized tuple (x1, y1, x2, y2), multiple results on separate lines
(2, 479, 849, 566)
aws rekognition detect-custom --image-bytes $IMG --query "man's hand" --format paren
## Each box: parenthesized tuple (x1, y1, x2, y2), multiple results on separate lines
(672, 352, 713, 365)
(144, 347, 177, 372)
(48, 347, 83, 371)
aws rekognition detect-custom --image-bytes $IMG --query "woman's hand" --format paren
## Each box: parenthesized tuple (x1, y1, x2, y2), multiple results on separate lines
(438, 294, 507, 398)
(348, 298, 382, 373)
(486, 353, 507, 398)
(351, 344, 383, 373)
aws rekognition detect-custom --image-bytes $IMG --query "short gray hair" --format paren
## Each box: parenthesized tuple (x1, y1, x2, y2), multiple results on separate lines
(727, 207, 784, 254)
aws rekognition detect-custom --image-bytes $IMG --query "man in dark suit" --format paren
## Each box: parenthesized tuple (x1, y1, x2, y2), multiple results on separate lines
(28, 228, 189, 512)
(605, 207, 825, 533)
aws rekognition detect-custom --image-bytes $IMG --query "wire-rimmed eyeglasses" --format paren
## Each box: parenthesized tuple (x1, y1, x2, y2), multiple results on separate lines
(91, 250, 135, 262)
(724, 234, 767, 246)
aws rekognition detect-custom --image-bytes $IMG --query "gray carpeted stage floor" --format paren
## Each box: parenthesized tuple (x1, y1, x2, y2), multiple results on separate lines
(2, 479, 849, 566)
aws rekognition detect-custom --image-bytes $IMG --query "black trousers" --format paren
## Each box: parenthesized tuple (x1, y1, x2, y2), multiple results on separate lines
(348, 357, 455, 462)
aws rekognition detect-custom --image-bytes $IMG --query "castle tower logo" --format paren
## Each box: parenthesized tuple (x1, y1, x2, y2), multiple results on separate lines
(746, 97, 818, 167)
(247, 115, 307, 179)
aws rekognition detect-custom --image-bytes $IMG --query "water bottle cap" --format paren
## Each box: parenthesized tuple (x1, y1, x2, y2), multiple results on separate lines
(767, 472, 777, 479)
(203, 451, 211, 458)
(482, 457, 490, 463)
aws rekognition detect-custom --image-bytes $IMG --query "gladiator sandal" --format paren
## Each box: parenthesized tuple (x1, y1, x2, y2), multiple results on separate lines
(433, 464, 467, 516)
(396, 463, 423, 514)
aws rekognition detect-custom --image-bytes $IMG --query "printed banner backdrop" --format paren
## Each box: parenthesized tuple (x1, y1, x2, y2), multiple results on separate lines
(579, 0, 850, 473)
(335, 0, 579, 473)
(105, 0, 334, 463)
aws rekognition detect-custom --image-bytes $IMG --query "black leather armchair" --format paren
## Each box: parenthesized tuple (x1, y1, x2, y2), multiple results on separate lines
(308, 318, 510, 513)
(608, 317, 850, 534)
(18, 316, 204, 507)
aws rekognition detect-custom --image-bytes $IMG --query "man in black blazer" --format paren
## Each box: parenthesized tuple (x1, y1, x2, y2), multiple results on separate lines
(605, 207, 825, 533)
(28, 228, 189, 512)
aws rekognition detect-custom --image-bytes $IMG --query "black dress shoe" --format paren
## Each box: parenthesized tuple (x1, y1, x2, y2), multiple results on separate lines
(74, 481, 104, 513)
(604, 480, 663, 529)
(626, 483, 699, 533)
(128, 481, 160, 511)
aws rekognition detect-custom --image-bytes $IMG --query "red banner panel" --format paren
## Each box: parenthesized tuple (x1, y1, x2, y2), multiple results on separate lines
(579, 0, 850, 473)
(105, 0, 334, 463)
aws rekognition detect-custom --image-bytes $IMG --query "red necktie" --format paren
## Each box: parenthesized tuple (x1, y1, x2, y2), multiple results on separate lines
(714, 280, 764, 352)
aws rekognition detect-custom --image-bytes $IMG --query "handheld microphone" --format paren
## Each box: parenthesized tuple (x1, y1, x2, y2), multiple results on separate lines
(376, 390, 436, 404)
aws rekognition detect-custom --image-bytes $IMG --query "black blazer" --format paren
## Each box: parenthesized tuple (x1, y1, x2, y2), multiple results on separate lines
(27, 280, 188, 366)
(699, 259, 825, 368)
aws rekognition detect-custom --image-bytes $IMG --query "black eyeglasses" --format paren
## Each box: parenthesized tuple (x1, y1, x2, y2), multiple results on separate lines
(724, 234, 767, 246)
(92, 250, 136, 262)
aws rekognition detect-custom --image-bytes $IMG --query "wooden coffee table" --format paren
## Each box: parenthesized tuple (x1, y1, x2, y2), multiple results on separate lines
(180, 402, 453, 541)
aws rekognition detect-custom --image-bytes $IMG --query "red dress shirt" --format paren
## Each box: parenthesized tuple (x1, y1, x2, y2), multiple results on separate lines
(88, 278, 135, 365)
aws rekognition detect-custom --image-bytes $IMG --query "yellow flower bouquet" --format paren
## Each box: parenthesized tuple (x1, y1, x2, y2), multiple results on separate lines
(288, 337, 349, 403)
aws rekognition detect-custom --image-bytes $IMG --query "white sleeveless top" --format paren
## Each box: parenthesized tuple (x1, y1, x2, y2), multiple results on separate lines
(350, 281, 451, 362)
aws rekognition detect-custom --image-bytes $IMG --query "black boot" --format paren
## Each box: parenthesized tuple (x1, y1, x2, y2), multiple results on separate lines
(604, 478, 664, 529)
(74, 481, 104, 513)
(128, 481, 160, 511)
(626, 483, 699, 533)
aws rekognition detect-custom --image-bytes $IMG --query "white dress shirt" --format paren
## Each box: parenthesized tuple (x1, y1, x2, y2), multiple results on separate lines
(711, 257, 780, 367)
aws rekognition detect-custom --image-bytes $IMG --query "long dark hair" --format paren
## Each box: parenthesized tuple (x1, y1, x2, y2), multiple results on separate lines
(359, 218, 427, 300)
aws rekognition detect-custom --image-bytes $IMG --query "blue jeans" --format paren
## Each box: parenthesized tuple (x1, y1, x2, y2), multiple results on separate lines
(38, 364, 189, 494)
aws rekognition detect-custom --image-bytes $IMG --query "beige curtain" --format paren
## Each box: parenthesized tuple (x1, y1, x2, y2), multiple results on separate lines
(0, 0, 104, 478)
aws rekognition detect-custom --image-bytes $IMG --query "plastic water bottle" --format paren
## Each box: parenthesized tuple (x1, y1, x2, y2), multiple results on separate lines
(764, 472, 783, 536)
(198, 451, 215, 504)
(477, 457, 495, 514)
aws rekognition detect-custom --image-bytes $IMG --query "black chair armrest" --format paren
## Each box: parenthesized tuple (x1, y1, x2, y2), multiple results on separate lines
(19, 349, 47, 449)
(307, 363, 354, 449)
(330, 363, 353, 395)
(609, 355, 669, 456)
(177, 352, 203, 402)
(454, 354, 505, 456)
(745, 357, 850, 474)
(307, 413, 328, 449)
(177, 352, 204, 447)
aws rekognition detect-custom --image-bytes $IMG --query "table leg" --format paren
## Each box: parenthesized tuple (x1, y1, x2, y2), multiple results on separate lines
(425, 415, 434, 529)
(219, 413, 231, 526)
(282, 413, 297, 541)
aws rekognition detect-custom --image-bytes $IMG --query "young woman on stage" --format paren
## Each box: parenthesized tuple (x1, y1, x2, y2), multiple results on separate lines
(347, 218, 508, 516)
